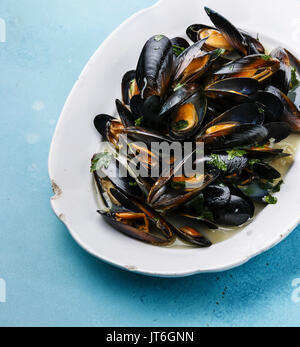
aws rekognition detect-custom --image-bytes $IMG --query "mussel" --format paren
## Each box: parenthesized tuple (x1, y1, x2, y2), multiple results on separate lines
(136, 35, 174, 99)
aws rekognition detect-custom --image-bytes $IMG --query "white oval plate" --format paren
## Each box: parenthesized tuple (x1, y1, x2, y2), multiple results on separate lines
(49, 0, 300, 277)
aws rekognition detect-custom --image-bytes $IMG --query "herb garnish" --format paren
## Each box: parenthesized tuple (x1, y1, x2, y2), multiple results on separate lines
(172, 120, 189, 131)
(262, 54, 272, 61)
(263, 195, 278, 205)
(291, 67, 300, 90)
(258, 107, 265, 115)
(135, 116, 144, 127)
(210, 154, 227, 172)
(173, 45, 185, 57)
(90, 152, 113, 173)
(227, 148, 247, 160)
(154, 35, 164, 42)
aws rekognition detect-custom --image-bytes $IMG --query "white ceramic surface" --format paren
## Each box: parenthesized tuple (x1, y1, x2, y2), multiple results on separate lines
(48, 0, 300, 277)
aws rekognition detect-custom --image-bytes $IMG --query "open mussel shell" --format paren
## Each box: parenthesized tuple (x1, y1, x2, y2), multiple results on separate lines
(124, 127, 172, 146)
(239, 180, 270, 203)
(173, 39, 224, 85)
(245, 146, 290, 160)
(198, 123, 268, 150)
(211, 186, 254, 226)
(199, 102, 265, 137)
(99, 188, 175, 247)
(284, 48, 300, 75)
(169, 89, 207, 140)
(174, 225, 212, 247)
(239, 30, 265, 55)
(270, 47, 292, 95)
(204, 7, 248, 56)
(250, 91, 284, 123)
(186, 24, 215, 43)
(171, 37, 190, 57)
(136, 35, 174, 99)
(213, 54, 280, 83)
(122, 70, 139, 106)
(205, 77, 259, 103)
(116, 99, 135, 127)
(160, 83, 200, 117)
(149, 170, 220, 211)
(94, 114, 124, 147)
(266, 85, 300, 133)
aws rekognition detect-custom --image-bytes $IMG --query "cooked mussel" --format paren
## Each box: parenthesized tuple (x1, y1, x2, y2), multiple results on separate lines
(169, 89, 207, 140)
(136, 35, 174, 99)
(204, 7, 248, 56)
(198, 123, 268, 150)
(211, 186, 254, 226)
(122, 70, 139, 106)
(173, 39, 224, 86)
(205, 77, 259, 103)
(212, 54, 280, 83)
(270, 47, 292, 95)
(250, 91, 284, 123)
(94, 114, 124, 147)
(265, 86, 300, 132)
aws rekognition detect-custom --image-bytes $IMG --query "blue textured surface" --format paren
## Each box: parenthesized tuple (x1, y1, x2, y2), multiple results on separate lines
(1, 0, 300, 327)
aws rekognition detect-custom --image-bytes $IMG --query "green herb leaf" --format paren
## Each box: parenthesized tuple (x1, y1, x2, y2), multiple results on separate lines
(90, 152, 113, 173)
(173, 83, 185, 92)
(227, 148, 247, 160)
(271, 180, 284, 193)
(135, 116, 144, 127)
(172, 45, 185, 57)
(172, 120, 189, 131)
(154, 35, 164, 42)
(263, 195, 278, 205)
(291, 66, 300, 90)
(262, 54, 272, 61)
(210, 154, 227, 172)
(258, 107, 265, 115)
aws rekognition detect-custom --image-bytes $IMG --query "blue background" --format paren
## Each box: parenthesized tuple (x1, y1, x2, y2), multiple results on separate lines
(1, 0, 300, 327)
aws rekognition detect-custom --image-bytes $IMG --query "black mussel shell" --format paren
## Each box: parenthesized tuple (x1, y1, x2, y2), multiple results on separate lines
(200, 102, 265, 137)
(265, 122, 291, 143)
(171, 37, 190, 57)
(94, 114, 117, 139)
(122, 70, 139, 106)
(251, 162, 281, 180)
(204, 7, 248, 56)
(203, 185, 231, 209)
(213, 55, 280, 83)
(116, 99, 135, 127)
(266, 86, 300, 133)
(270, 47, 292, 95)
(206, 154, 248, 176)
(198, 124, 269, 150)
(212, 186, 254, 226)
(174, 225, 212, 247)
(169, 89, 207, 140)
(136, 35, 174, 99)
(186, 24, 215, 42)
(251, 91, 284, 123)
(130, 95, 145, 120)
(160, 83, 200, 117)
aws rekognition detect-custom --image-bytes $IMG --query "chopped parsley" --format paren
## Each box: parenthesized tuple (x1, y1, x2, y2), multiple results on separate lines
(90, 152, 113, 173)
(210, 154, 227, 172)
(227, 148, 247, 160)
(291, 67, 299, 90)
(258, 107, 265, 115)
(262, 54, 272, 61)
(172, 120, 189, 131)
(229, 65, 235, 71)
(135, 116, 144, 127)
(263, 195, 278, 205)
(129, 181, 138, 187)
(154, 35, 164, 42)
(173, 45, 185, 57)
(173, 83, 185, 92)
(271, 180, 284, 193)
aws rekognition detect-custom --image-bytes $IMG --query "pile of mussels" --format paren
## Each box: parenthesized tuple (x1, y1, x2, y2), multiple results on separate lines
(91, 7, 300, 248)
